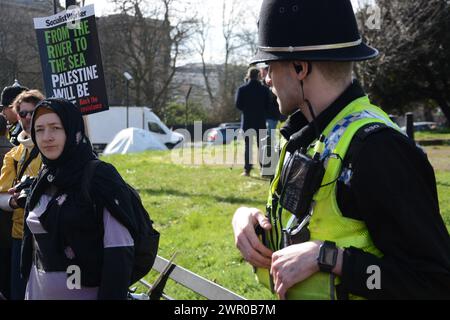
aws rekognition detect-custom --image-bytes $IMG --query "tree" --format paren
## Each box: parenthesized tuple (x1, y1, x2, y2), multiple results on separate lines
(194, 18, 216, 107)
(355, 0, 450, 124)
(194, 0, 257, 122)
(0, 2, 46, 91)
(217, 0, 258, 122)
(100, 0, 197, 116)
(164, 100, 207, 127)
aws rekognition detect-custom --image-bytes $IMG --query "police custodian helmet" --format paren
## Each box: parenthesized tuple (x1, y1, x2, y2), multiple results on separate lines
(251, 0, 379, 64)
(0, 80, 28, 108)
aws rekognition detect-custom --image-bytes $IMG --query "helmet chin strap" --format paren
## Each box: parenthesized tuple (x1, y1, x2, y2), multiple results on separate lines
(300, 80, 320, 139)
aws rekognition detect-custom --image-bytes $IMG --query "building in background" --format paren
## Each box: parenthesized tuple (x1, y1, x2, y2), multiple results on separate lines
(0, 0, 58, 90)
(0, 1, 172, 114)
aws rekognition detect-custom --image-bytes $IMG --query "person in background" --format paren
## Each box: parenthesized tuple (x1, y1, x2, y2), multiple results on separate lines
(235, 67, 270, 176)
(0, 114, 13, 299)
(0, 80, 28, 146)
(0, 89, 44, 300)
(0, 115, 13, 157)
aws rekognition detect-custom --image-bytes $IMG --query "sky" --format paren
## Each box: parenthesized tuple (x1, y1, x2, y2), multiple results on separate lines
(79, 0, 362, 16)
(79, 0, 264, 64)
(68, 0, 363, 65)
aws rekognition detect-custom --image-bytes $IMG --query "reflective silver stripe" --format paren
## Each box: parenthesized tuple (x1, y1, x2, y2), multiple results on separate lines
(321, 110, 402, 165)
(259, 39, 362, 52)
(330, 273, 336, 300)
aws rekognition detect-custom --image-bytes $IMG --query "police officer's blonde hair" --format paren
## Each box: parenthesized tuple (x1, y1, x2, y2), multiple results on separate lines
(315, 61, 354, 84)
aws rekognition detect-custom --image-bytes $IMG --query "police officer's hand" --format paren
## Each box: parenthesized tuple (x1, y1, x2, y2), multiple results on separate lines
(271, 241, 322, 300)
(232, 207, 273, 269)
(271, 241, 344, 299)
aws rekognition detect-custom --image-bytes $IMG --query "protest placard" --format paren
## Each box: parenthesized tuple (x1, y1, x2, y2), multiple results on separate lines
(34, 5, 108, 115)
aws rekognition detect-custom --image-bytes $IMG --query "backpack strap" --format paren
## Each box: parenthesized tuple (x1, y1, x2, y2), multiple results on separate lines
(17, 146, 40, 182)
(81, 159, 102, 204)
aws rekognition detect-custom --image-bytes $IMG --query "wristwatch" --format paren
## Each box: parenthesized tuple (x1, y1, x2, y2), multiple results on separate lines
(317, 241, 338, 273)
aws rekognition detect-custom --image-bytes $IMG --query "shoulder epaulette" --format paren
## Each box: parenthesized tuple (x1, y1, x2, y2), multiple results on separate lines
(354, 122, 390, 141)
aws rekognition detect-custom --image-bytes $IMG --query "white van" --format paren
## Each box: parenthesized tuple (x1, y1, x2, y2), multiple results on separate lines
(86, 106, 184, 152)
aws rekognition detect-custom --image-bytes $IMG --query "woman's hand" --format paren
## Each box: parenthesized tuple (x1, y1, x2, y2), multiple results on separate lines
(7, 187, 20, 209)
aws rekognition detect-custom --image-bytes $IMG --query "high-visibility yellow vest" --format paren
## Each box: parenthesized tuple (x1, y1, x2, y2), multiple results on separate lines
(256, 96, 401, 300)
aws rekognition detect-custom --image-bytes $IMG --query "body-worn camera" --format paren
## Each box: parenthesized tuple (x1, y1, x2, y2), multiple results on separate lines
(279, 147, 324, 219)
(278, 136, 326, 247)
(13, 175, 36, 208)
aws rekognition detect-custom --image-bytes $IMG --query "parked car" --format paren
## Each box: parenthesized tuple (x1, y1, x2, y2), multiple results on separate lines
(400, 121, 438, 132)
(205, 122, 241, 144)
(218, 122, 241, 128)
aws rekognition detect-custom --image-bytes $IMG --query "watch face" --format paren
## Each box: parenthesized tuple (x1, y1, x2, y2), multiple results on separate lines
(324, 248, 335, 265)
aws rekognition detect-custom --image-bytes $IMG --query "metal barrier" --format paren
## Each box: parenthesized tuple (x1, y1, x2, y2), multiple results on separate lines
(129, 255, 246, 300)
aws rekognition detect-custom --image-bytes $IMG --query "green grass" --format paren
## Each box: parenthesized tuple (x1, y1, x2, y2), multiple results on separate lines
(415, 129, 450, 141)
(101, 144, 450, 300)
(425, 146, 450, 232)
(102, 144, 275, 300)
(436, 171, 450, 231)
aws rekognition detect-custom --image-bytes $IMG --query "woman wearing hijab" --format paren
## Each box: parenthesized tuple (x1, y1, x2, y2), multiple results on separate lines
(21, 98, 138, 300)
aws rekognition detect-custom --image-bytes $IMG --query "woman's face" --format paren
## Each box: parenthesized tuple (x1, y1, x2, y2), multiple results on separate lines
(34, 112, 66, 160)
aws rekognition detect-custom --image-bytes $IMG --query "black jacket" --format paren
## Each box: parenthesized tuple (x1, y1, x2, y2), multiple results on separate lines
(8, 121, 22, 147)
(281, 81, 450, 299)
(21, 162, 135, 299)
(235, 80, 270, 131)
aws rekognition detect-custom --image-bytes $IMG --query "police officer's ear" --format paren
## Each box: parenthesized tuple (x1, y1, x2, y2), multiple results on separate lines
(294, 64, 303, 74)
(293, 61, 311, 80)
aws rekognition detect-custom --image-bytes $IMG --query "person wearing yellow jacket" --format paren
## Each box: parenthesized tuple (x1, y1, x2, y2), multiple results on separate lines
(0, 90, 43, 300)
(232, 0, 450, 299)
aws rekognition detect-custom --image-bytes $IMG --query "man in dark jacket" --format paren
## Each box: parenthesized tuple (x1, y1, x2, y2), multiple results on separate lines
(0, 80, 28, 146)
(235, 68, 270, 176)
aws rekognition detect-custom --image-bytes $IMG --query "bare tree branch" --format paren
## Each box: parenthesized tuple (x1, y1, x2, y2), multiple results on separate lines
(101, 0, 197, 114)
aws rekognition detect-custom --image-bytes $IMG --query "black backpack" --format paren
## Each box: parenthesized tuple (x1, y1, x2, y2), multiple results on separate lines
(82, 159, 160, 284)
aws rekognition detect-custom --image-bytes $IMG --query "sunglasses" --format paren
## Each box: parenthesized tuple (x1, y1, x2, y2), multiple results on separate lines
(19, 110, 34, 118)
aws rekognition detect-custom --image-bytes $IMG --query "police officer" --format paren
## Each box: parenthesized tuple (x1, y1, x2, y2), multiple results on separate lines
(0, 80, 28, 146)
(232, 0, 450, 299)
